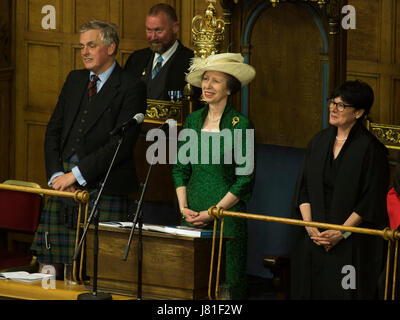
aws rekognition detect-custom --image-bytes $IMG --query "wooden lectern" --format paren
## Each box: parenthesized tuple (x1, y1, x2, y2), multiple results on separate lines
(85, 225, 225, 300)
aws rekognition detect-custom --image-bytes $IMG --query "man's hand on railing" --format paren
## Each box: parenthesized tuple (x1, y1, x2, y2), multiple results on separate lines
(51, 172, 77, 192)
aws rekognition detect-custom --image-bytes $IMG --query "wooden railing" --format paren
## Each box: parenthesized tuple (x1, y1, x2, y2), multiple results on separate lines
(0, 183, 90, 283)
(207, 206, 400, 300)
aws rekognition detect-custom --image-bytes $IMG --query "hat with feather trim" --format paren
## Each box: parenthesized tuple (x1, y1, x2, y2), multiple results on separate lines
(185, 52, 256, 88)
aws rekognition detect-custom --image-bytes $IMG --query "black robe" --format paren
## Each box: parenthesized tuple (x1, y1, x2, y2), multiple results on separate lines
(290, 122, 389, 299)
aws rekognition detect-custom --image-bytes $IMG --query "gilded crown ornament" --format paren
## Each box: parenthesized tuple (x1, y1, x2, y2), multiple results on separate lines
(192, 0, 225, 58)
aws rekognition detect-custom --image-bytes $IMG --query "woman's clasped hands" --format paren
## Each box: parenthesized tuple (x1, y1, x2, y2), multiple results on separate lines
(182, 208, 213, 228)
(306, 226, 343, 252)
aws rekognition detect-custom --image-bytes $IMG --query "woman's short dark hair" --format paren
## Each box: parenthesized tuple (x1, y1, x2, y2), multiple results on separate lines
(330, 80, 374, 117)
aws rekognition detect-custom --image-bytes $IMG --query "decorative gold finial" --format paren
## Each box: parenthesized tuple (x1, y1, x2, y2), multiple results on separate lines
(192, 0, 225, 58)
(74, 190, 90, 203)
(270, 0, 279, 7)
(317, 0, 328, 8)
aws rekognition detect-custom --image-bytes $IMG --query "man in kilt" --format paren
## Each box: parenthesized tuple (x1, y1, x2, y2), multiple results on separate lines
(31, 20, 146, 277)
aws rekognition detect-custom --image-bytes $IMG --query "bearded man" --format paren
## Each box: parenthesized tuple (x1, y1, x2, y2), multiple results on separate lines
(124, 3, 194, 100)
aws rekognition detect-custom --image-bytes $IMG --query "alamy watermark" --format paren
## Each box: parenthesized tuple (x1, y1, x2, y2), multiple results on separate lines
(40, 5, 357, 31)
(146, 120, 255, 176)
(341, 264, 356, 290)
(41, 264, 56, 289)
(342, 5, 356, 30)
(41, 5, 56, 30)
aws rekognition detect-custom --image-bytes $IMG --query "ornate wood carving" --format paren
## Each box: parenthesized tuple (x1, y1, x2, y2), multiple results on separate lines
(0, 0, 13, 182)
(367, 120, 400, 150)
(0, 18, 10, 69)
(146, 99, 188, 126)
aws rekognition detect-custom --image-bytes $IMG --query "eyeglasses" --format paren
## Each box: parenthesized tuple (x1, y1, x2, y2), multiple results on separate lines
(328, 99, 353, 112)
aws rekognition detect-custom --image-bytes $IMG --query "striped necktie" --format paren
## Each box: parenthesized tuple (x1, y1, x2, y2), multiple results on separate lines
(88, 75, 99, 101)
(152, 56, 164, 79)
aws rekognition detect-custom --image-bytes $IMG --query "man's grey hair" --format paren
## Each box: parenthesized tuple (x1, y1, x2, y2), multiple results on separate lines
(79, 20, 119, 55)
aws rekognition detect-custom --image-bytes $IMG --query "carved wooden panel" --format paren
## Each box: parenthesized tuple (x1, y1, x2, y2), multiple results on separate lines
(73, 0, 111, 32)
(0, 75, 12, 182)
(248, 2, 325, 148)
(0, 0, 13, 181)
(119, 49, 132, 68)
(27, 42, 61, 113)
(121, 0, 176, 40)
(346, 0, 400, 125)
(396, 1, 400, 65)
(73, 46, 84, 70)
(394, 78, 400, 125)
(347, 0, 380, 62)
(25, 122, 47, 184)
(0, 1, 11, 69)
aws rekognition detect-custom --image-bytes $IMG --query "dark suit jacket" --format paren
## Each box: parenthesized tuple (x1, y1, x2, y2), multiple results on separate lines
(124, 41, 194, 100)
(45, 63, 147, 195)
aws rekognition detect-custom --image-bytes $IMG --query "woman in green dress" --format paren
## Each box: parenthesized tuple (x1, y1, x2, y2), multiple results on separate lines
(172, 53, 256, 299)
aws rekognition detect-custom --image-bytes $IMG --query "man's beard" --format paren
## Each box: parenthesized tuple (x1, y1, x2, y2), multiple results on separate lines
(149, 40, 174, 54)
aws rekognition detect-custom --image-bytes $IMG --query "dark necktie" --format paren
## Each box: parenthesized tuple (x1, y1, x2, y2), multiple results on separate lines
(88, 75, 99, 101)
(152, 56, 164, 79)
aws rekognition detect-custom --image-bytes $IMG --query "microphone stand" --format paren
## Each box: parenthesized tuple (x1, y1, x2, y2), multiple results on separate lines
(122, 119, 171, 299)
(73, 130, 127, 300)
(122, 150, 155, 300)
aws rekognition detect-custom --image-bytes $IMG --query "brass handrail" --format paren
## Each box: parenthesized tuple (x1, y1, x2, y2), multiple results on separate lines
(0, 183, 90, 283)
(207, 206, 400, 300)
(0, 183, 89, 203)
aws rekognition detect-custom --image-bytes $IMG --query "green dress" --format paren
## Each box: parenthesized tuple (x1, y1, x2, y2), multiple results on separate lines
(172, 103, 255, 299)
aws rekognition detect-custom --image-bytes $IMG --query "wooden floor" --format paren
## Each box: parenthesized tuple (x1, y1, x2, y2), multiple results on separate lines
(0, 279, 135, 300)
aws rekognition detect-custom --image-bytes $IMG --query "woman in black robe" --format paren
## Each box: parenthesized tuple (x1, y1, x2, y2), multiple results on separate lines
(291, 80, 389, 299)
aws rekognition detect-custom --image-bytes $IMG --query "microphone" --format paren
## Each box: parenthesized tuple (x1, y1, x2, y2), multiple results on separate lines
(110, 113, 145, 136)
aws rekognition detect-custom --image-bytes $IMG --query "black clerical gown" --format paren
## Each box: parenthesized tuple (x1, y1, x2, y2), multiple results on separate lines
(291, 122, 389, 300)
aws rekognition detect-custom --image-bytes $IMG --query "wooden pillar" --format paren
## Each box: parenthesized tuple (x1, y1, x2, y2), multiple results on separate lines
(0, 0, 14, 182)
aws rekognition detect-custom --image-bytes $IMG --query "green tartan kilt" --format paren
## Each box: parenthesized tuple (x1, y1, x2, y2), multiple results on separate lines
(31, 155, 129, 264)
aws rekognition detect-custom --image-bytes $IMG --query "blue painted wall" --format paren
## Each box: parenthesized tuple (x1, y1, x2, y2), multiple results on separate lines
(240, 0, 328, 278)
(246, 144, 305, 278)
